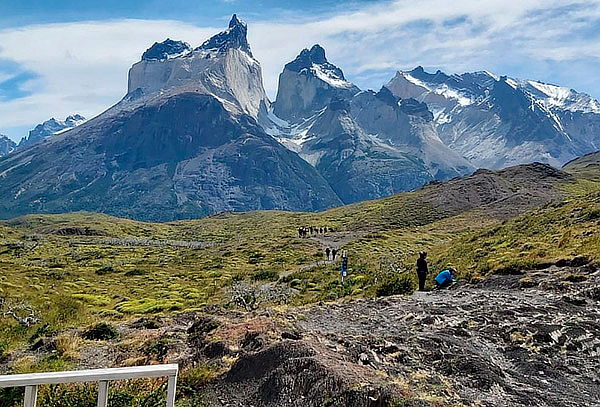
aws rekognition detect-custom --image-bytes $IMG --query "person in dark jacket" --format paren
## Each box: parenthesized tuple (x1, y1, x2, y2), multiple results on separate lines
(416, 251, 428, 291)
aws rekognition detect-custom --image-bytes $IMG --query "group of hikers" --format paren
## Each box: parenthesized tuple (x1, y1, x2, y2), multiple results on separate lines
(416, 251, 456, 290)
(298, 226, 331, 238)
(324, 247, 342, 261)
(296, 224, 454, 290)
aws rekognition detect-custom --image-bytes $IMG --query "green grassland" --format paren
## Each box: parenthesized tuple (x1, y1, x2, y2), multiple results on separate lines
(0, 159, 599, 361)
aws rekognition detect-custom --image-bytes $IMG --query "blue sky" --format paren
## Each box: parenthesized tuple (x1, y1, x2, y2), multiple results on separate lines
(1, 0, 600, 141)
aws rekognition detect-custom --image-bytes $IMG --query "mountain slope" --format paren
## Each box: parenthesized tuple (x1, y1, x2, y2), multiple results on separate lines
(0, 135, 16, 157)
(387, 67, 600, 169)
(17, 114, 85, 149)
(0, 16, 342, 221)
(268, 46, 473, 204)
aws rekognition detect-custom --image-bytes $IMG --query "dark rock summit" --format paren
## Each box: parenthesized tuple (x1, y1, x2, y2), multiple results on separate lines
(141, 39, 192, 61)
(197, 14, 252, 56)
(285, 44, 344, 80)
(272, 44, 360, 122)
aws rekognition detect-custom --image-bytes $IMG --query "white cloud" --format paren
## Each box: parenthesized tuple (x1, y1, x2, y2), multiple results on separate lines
(1, 0, 599, 140)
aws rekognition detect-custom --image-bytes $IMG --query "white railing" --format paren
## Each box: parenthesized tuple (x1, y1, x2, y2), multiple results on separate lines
(0, 364, 178, 407)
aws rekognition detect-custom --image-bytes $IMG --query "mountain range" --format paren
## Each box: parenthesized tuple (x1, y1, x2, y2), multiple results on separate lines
(0, 14, 598, 221)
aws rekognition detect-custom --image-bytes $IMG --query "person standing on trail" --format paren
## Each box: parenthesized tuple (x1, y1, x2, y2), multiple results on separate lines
(325, 247, 331, 261)
(416, 251, 429, 291)
(332, 248, 337, 261)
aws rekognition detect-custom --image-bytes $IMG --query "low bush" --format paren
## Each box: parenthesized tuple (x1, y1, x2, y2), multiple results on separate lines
(82, 322, 119, 341)
(252, 269, 279, 282)
(375, 274, 415, 297)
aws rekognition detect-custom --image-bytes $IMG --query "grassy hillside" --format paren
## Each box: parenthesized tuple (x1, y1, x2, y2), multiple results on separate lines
(0, 159, 598, 367)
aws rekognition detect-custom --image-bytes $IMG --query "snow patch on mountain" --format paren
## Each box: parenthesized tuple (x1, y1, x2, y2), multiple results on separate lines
(309, 64, 354, 89)
(18, 114, 86, 149)
(523, 80, 600, 114)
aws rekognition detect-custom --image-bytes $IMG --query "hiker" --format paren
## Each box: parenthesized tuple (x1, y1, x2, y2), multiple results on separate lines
(416, 251, 428, 291)
(331, 248, 337, 261)
(320, 227, 324, 234)
(434, 268, 456, 289)
(325, 247, 331, 261)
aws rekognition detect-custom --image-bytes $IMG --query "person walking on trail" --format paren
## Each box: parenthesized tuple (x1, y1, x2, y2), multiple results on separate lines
(331, 248, 337, 261)
(416, 251, 428, 291)
(325, 247, 331, 261)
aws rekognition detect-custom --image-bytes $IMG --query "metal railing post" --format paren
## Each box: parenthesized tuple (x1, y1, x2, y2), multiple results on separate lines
(0, 364, 178, 407)
(166, 373, 177, 407)
(24, 385, 38, 407)
(97, 380, 109, 407)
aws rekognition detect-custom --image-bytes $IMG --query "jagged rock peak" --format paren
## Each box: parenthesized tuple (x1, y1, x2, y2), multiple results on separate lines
(375, 86, 399, 106)
(284, 44, 353, 89)
(142, 39, 192, 61)
(18, 114, 86, 149)
(287, 45, 336, 73)
(197, 14, 252, 56)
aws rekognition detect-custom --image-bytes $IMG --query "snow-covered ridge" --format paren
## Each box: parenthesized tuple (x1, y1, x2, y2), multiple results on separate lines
(522, 80, 600, 114)
(306, 63, 354, 89)
(394, 67, 600, 115)
(18, 114, 86, 149)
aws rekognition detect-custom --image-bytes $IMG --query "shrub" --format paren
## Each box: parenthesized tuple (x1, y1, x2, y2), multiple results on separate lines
(95, 265, 116, 275)
(375, 274, 415, 297)
(82, 322, 119, 341)
(247, 251, 265, 264)
(124, 268, 146, 276)
(252, 269, 279, 282)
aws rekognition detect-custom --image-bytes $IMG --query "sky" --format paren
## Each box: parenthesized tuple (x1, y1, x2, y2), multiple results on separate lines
(1, 0, 600, 141)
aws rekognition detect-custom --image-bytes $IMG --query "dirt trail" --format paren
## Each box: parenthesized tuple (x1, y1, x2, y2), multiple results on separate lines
(292, 232, 366, 273)
(294, 267, 600, 407)
(307, 231, 367, 250)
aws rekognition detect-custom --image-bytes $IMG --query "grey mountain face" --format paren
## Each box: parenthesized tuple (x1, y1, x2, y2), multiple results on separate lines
(18, 114, 85, 149)
(268, 46, 473, 204)
(386, 67, 600, 169)
(272, 45, 360, 122)
(127, 16, 268, 119)
(0, 16, 341, 221)
(0, 135, 16, 157)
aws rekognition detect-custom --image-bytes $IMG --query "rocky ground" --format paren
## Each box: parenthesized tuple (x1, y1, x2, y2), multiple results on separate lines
(2, 257, 599, 407)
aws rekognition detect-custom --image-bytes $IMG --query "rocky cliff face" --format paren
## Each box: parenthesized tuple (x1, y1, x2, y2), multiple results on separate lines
(126, 15, 268, 119)
(268, 48, 473, 204)
(272, 45, 360, 122)
(386, 67, 600, 169)
(0, 135, 16, 157)
(0, 16, 341, 221)
(17, 114, 85, 149)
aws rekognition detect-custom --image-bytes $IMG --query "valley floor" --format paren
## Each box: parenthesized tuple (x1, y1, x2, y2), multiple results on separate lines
(2, 263, 598, 406)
